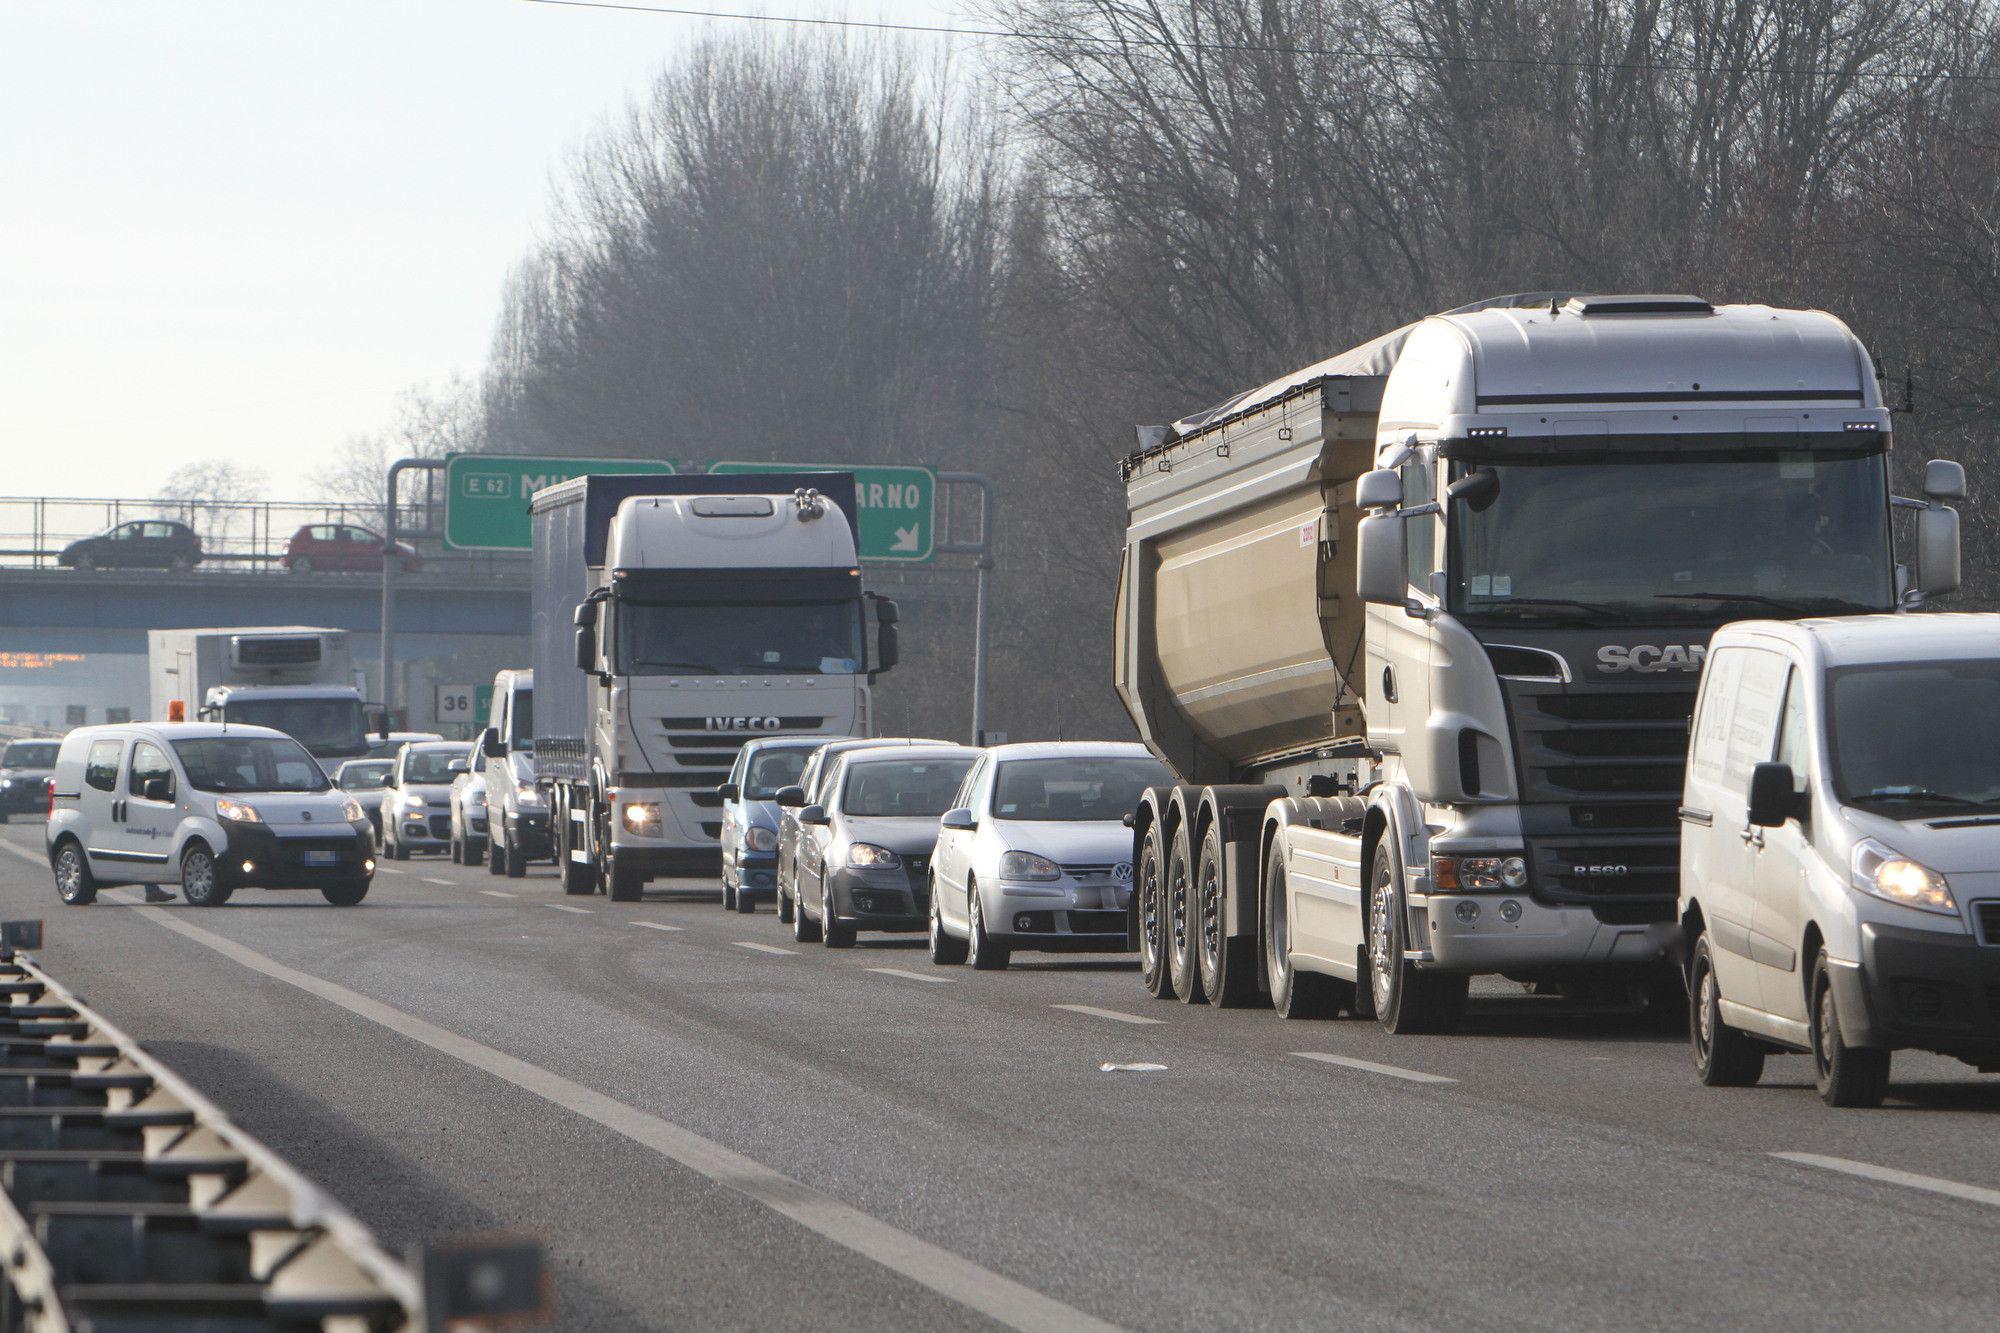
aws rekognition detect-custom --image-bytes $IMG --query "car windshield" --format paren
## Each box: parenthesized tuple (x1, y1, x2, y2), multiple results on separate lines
(224, 698, 367, 757)
(617, 600, 863, 675)
(841, 757, 976, 817)
(746, 746, 813, 799)
(401, 749, 462, 784)
(338, 762, 393, 790)
(2, 742, 58, 769)
(991, 757, 1172, 821)
(173, 737, 330, 792)
(1829, 659, 2000, 813)
(1449, 449, 1893, 623)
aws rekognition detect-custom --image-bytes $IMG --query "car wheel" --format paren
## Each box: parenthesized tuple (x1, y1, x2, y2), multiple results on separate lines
(449, 833, 463, 865)
(1166, 822, 1204, 1003)
(322, 878, 369, 906)
(793, 879, 822, 943)
(290, 556, 312, 575)
(929, 878, 967, 964)
(1135, 821, 1173, 999)
(170, 554, 193, 573)
(1195, 820, 1262, 1008)
(1811, 948, 1890, 1107)
(1690, 931, 1764, 1087)
(1264, 856, 1344, 1019)
(777, 879, 795, 924)
(76, 551, 97, 572)
(822, 883, 854, 948)
(487, 833, 505, 875)
(504, 834, 526, 878)
(721, 876, 737, 911)
(1368, 840, 1466, 1034)
(734, 885, 756, 914)
(389, 832, 409, 861)
(53, 841, 96, 906)
(182, 845, 227, 907)
(967, 881, 1009, 970)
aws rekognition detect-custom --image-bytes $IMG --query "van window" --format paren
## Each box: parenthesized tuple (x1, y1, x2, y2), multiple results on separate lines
(128, 743, 175, 802)
(1774, 669, 1810, 794)
(1723, 649, 1789, 786)
(85, 740, 123, 793)
(1689, 649, 1742, 784)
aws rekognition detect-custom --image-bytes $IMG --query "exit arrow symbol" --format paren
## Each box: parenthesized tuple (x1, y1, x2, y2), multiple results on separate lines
(890, 526, 920, 552)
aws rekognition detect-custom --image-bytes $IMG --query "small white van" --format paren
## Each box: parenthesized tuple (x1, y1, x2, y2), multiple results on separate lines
(1680, 614, 2000, 1106)
(46, 722, 377, 907)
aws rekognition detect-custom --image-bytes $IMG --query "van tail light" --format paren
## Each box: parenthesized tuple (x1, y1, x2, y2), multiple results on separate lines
(45, 780, 55, 819)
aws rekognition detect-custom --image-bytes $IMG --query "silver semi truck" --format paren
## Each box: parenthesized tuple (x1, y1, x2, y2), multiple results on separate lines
(1118, 293, 1964, 1033)
(148, 627, 369, 767)
(530, 472, 897, 901)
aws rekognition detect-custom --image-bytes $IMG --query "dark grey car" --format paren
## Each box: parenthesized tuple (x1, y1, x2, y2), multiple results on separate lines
(0, 739, 59, 821)
(791, 745, 981, 947)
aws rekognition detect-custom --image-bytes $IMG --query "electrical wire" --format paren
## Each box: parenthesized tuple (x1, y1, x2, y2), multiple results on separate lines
(519, 0, 1994, 84)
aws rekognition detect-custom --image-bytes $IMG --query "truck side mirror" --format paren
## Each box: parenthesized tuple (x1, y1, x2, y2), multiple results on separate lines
(480, 727, 504, 758)
(1355, 467, 1402, 510)
(717, 781, 741, 801)
(573, 625, 596, 672)
(875, 597, 899, 626)
(774, 785, 806, 808)
(1356, 513, 1405, 606)
(876, 623, 899, 675)
(1924, 458, 1967, 502)
(1917, 501, 1961, 599)
(1746, 762, 1804, 827)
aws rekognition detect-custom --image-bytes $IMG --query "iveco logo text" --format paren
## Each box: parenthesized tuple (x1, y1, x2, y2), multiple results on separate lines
(1596, 644, 1707, 674)
(703, 716, 781, 731)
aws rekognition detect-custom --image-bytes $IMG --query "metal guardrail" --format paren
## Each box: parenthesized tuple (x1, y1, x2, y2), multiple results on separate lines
(0, 929, 545, 1331)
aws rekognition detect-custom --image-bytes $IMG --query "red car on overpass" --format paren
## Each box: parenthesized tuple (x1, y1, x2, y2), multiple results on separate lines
(283, 523, 421, 575)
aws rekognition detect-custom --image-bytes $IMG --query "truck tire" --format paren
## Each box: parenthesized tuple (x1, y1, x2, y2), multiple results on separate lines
(504, 833, 527, 879)
(53, 840, 96, 906)
(1195, 821, 1261, 1008)
(1690, 932, 1764, 1086)
(928, 880, 967, 964)
(967, 881, 1009, 970)
(1811, 949, 1890, 1107)
(1166, 822, 1204, 1004)
(607, 857, 644, 903)
(1263, 857, 1344, 1019)
(1135, 821, 1174, 1000)
(1367, 841, 1466, 1035)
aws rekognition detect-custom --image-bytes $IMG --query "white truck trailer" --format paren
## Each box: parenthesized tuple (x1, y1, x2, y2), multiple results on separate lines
(1118, 293, 1965, 1032)
(531, 473, 897, 901)
(147, 627, 370, 766)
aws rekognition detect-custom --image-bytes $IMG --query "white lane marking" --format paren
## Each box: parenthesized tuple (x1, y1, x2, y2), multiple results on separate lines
(735, 941, 796, 956)
(1290, 1051, 1457, 1085)
(121, 907, 1115, 1333)
(867, 967, 954, 985)
(1772, 1153, 2000, 1209)
(544, 903, 592, 915)
(631, 921, 683, 933)
(1052, 1003, 1164, 1026)
(478, 890, 517, 899)
(422, 878, 455, 886)
(0, 841, 41, 867)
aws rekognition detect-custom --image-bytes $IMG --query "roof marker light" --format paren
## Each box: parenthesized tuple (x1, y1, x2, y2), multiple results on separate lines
(1466, 426, 1509, 439)
(1843, 421, 1882, 432)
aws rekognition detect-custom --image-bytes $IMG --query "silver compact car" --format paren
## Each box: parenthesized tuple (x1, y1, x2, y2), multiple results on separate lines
(791, 745, 980, 947)
(447, 742, 489, 865)
(930, 742, 1172, 969)
(332, 758, 394, 839)
(380, 741, 466, 859)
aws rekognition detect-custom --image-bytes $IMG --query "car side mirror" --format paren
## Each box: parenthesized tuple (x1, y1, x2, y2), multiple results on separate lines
(800, 804, 829, 826)
(775, 785, 806, 809)
(1747, 762, 1804, 827)
(717, 781, 741, 801)
(142, 776, 172, 803)
(448, 760, 468, 774)
(1356, 512, 1405, 606)
(479, 727, 504, 759)
(939, 807, 976, 831)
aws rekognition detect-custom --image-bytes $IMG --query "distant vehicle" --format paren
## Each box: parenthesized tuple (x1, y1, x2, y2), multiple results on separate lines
(717, 735, 841, 913)
(790, 745, 980, 947)
(365, 731, 444, 760)
(332, 757, 395, 838)
(1681, 612, 2000, 1108)
(0, 739, 59, 822)
(379, 741, 467, 859)
(447, 742, 489, 866)
(774, 738, 945, 923)
(149, 627, 369, 766)
(58, 519, 203, 573)
(475, 669, 546, 878)
(929, 742, 1170, 970)
(46, 722, 374, 906)
(283, 523, 420, 575)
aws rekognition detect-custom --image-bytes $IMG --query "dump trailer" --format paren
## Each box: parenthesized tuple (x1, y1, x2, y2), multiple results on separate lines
(1118, 293, 1965, 1032)
(530, 472, 898, 901)
(147, 627, 368, 764)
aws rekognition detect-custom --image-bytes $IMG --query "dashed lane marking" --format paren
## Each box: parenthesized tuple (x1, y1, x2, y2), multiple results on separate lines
(1772, 1153, 2000, 1209)
(631, 921, 684, 933)
(479, 890, 517, 899)
(867, 967, 954, 985)
(1052, 1004, 1164, 1026)
(422, 878, 455, 886)
(544, 903, 592, 915)
(1290, 1051, 1457, 1085)
(734, 941, 796, 956)
(118, 905, 1120, 1333)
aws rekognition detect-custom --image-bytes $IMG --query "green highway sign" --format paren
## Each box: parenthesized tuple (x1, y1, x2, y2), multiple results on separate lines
(707, 461, 935, 562)
(443, 454, 675, 550)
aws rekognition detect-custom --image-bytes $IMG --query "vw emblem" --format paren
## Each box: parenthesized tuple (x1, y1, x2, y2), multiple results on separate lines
(1113, 862, 1132, 882)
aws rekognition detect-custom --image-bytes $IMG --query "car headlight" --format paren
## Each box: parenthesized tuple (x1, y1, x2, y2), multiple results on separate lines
(342, 797, 365, 822)
(848, 842, 901, 869)
(216, 797, 261, 823)
(403, 794, 428, 810)
(622, 801, 662, 835)
(1432, 854, 1529, 892)
(1851, 838, 1956, 915)
(745, 825, 778, 853)
(998, 850, 1061, 881)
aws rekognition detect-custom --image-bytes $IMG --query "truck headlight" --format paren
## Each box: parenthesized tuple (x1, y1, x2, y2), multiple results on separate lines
(745, 825, 778, 853)
(1432, 854, 1528, 892)
(848, 842, 901, 869)
(215, 797, 262, 823)
(1851, 839, 1956, 915)
(342, 797, 365, 823)
(998, 850, 1061, 881)
(621, 802, 662, 836)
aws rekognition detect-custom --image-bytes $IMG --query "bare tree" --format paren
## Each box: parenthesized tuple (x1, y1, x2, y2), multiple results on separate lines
(156, 458, 269, 554)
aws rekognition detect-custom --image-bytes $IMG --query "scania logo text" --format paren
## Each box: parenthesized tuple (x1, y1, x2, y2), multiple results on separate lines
(703, 716, 781, 731)
(1596, 644, 1707, 674)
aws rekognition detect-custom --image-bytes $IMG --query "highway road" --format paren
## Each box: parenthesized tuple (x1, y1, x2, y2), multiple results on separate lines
(1, 823, 1996, 1330)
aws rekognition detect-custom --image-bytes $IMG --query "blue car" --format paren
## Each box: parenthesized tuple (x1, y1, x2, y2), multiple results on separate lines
(717, 736, 844, 912)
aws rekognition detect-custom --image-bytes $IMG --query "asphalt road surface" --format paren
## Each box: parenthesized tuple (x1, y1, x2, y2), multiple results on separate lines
(1, 823, 1996, 1330)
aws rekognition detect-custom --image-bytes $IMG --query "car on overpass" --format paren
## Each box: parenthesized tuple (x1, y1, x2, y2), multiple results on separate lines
(283, 522, 421, 575)
(58, 519, 203, 572)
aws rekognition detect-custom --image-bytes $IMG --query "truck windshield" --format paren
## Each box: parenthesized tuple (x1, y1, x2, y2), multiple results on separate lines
(224, 698, 368, 757)
(992, 757, 1173, 821)
(617, 600, 863, 676)
(173, 737, 331, 793)
(1449, 450, 1893, 622)
(2, 743, 58, 769)
(841, 757, 977, 817)
(1830, 660, 2000, 814)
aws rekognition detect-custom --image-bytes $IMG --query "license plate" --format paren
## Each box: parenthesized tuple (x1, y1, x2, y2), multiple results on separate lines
(303, 850, 338, 867)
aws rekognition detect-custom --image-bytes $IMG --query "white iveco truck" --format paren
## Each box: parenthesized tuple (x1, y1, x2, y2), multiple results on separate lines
(148, 627, 369, 767)
(531, 473, 897, 901)
(1120, 293, 1964, 1032)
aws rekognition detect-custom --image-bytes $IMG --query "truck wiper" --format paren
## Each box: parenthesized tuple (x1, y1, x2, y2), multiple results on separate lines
(1463, 597, 1633, 623)
(1655, 591, 1865, 616)
(638, 660, 721, 674)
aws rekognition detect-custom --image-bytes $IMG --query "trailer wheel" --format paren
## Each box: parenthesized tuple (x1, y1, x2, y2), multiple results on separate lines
(1263, 856, 1344, 1019)
(1368, 841, 1467, 1034)
(1166, 822, 1205, 1004)
(1196, 821, 1261, 1008)
(1136, 821, 1174, 999)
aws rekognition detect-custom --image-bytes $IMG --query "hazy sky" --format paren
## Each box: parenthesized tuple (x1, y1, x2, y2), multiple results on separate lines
(1, 0, 972, 501)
